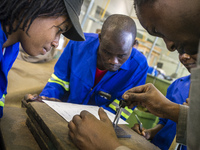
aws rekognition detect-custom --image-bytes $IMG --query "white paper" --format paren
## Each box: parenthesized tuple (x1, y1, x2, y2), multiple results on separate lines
(43, 100, 127, 124)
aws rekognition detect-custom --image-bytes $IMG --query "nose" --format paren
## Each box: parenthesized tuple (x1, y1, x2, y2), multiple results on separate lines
(108, 56, 119, 65)
(51, 35, 60, 48)
(180, 53, 190, 61)
(163, 38, 176, 52)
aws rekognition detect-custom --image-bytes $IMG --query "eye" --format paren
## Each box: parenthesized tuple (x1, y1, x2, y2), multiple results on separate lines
(55, 26, 65, 35)
(118, 54, 126, 59)
(58, 27, 64, 33)
(103, 50, 111, 55)
(178, 48, 185, 55)
(153, 27, 158, 34)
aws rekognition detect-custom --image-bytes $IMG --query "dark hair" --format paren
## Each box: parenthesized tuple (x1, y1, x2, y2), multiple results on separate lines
(0, 0, 68, 36)
(101, 14, 137, 44)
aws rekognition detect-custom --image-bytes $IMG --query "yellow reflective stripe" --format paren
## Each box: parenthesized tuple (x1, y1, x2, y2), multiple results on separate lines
(48, 74, 69, 91)
(0, 94, 5, 107)
(115, 99, 120, 104)
(51, 74, 69, 85)
(109, 99, 133, 119)
(110, 99, 133, 114)
(121, 111, 129, 119)
(0, 101, 4, 107)
(124, 106, 133, 114)
(109, 103, 117, 111)
(109, 102, 129, 119)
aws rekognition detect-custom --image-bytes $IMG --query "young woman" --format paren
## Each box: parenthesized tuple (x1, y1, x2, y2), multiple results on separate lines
(0, 0, 85, 118)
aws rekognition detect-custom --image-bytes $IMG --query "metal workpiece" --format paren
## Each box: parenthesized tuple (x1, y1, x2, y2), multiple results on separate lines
(113, 99, 127, 128)
(98, 91, 111, 100)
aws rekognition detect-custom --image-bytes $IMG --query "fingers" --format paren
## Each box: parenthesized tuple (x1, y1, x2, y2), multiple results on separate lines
(123, 84, 149, 100)
(98, 107, 111, 123)
(79, 110, 94, 119)
(123, 92, 146, 108)
(24, 94, 43, 103)
(42, 96, 61, 102)
(123, 83, 152, 95)
(24, 94, 37, 100)
(186, 98, 190, 104)
(122, 83, 158, 109)
(183, 98, 190, 106)
(68, 110, 96, 145)
(73, 114, 83, 125)
(68, 120, 76, 142)
(183, 102, 187, 106)
(68, 114, 82, 137)
(69, 110, 97, 128)
(68, 120, 76, 134)
(132, 124, 146, 137)
(132, 124, 142, 135)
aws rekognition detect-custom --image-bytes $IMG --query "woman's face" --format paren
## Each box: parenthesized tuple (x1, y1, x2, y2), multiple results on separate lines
(20, 16, 72, 56)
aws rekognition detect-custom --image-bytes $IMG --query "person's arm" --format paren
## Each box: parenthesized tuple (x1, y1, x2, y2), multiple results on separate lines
(40, 41, 74, 99)
(68, 107, 123, 150)
(23, 42, 76, 104)
(122, 83, 180, 123)
(132, 123, 164, 140)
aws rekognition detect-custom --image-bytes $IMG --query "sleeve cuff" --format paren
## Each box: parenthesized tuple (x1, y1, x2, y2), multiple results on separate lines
(115, 146, 131, 150)
(176, 105, 188, 145)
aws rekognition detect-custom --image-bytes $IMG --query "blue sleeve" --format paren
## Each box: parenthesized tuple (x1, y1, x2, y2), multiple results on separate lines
(40, 40, 74, 100)
(158, 82, 175, 125)
(147, 67, 153, 74)
(158, 118, 168, 125)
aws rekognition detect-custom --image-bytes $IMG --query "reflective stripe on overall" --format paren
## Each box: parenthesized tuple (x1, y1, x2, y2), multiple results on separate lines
(48, 74, 69, 91)
(109, 99, 133, 120)
(0, 94, 5, 107)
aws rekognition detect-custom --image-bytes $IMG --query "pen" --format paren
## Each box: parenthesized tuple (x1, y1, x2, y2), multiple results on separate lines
(135, 114, 143, 132)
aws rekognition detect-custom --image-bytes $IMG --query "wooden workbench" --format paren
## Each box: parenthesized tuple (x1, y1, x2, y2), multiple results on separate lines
(0, 107, 40, 150)
(26, 102, 160, 150)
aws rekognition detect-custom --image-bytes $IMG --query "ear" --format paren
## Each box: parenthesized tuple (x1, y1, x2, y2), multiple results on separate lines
(98, 33, 101, 42)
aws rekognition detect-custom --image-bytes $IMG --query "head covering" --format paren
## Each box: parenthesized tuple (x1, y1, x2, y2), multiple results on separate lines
(63, 0, 85, 41)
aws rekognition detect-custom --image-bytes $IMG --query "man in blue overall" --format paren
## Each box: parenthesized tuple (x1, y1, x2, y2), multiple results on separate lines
(132, 52, 197, 150)
(0, 0, 85, 118)
(25, 14, 148, 120)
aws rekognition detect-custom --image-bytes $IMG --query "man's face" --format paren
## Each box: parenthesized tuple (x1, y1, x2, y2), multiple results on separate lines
(20, 16, 72, 56)
(97, 31, 133, 72)
(179, 53, 197, 73)
(135, 0, 200, 55)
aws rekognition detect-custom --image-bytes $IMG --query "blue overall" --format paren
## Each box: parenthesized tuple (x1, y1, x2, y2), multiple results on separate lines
(40, 33, 148, 119)
(151, 75, 190, 150)
(0, 22, 19, 118)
